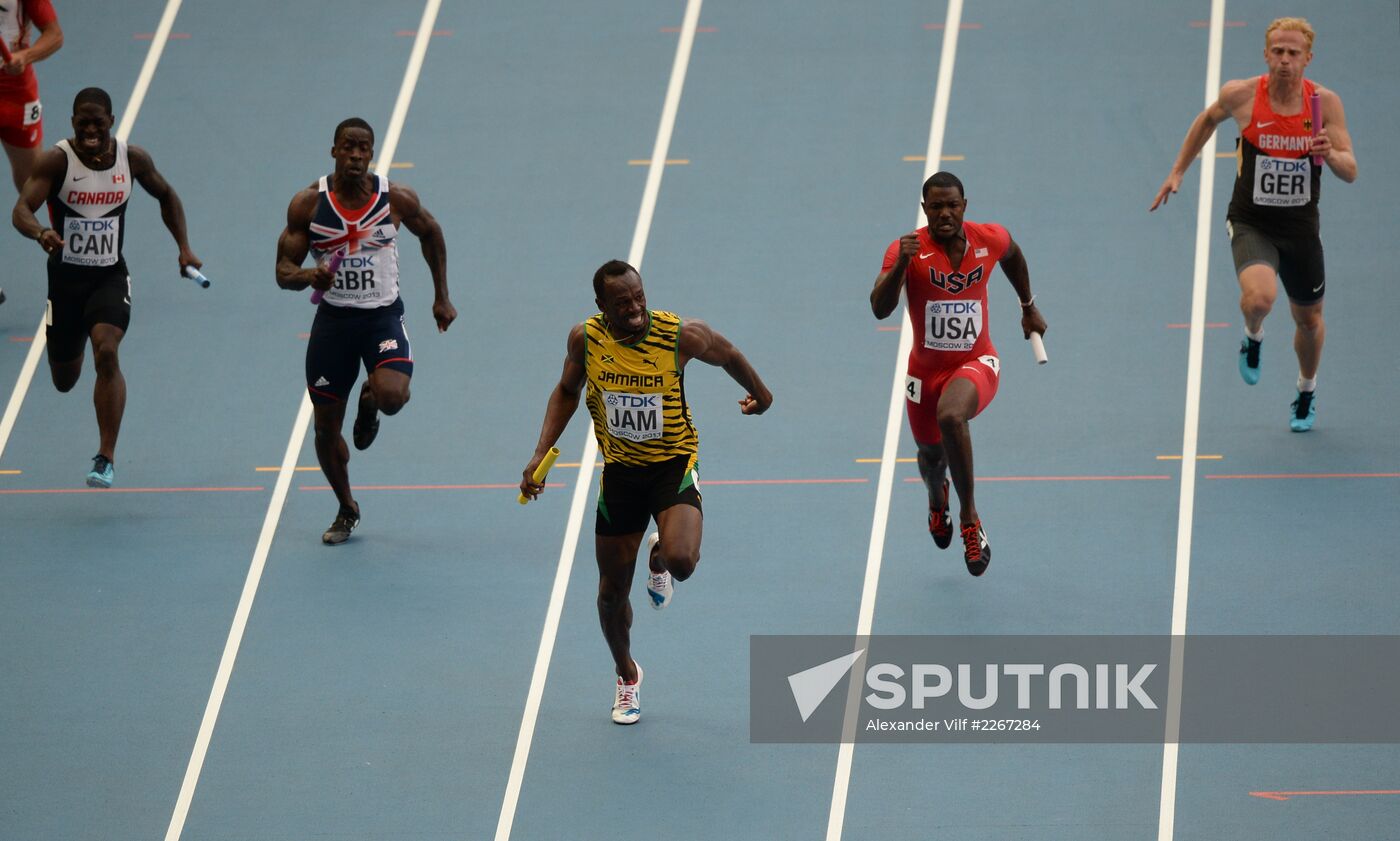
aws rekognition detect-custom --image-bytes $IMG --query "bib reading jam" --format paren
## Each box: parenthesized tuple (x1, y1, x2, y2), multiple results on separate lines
(584, 310, 699, 467)
(883, 221, 1009, 378)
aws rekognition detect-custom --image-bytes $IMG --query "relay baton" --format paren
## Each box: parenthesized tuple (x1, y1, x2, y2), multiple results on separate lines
(310, 252, 344, 304)
(0, 39, 13, 66)
(1029, 332, 1048, 365)
(518, 447, 561, 505)
(1309, 93, 1323, 168)
(182, 265, 210, 288)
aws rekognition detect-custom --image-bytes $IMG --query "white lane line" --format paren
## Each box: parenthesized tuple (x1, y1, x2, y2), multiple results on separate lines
(492, 1, 704, 838)
(0, 0, 186, 464)
(1158, 2, 1225, 839)
(824, 2, 964, 839)
(161, 3, 444, 838)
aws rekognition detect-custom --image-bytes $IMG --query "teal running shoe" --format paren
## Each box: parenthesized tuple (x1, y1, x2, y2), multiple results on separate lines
(1239, 338, 1262, 385)
(1290, 391, 1316, 432)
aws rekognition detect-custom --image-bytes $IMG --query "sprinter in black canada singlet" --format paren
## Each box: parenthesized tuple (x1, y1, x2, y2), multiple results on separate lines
(520, 260, 771, 725)
(275, 117, 456, 545)
(12, 87, 200, 487)
(1151, 17, 1357, 432)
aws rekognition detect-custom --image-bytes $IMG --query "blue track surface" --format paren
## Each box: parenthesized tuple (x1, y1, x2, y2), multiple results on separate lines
(2, 2, 1396, 839)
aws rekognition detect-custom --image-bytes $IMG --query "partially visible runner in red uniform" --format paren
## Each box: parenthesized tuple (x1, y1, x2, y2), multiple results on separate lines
(1, 0, 62, 307)
(872, 172, 1046, 576)
(1151, 17, 1356, 432)
(1, 0, 62, 190)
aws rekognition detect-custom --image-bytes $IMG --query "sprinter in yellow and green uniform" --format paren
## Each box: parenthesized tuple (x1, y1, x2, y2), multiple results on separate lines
(521, 259, 772, 725)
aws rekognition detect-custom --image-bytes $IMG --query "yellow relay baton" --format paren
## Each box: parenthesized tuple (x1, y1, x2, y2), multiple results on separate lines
(518, 447, 561, 505)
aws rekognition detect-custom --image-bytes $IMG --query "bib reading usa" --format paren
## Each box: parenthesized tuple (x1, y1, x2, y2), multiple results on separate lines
(924, 299, 983, 352)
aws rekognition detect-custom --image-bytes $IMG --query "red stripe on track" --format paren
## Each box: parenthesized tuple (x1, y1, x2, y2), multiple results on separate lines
(300, 483, 564, 491)
(1250, 790, 1400, 801)
(702, 478, 868, 485)
(906, 475, 1171, 483)
(1207, 472, 1400, 480)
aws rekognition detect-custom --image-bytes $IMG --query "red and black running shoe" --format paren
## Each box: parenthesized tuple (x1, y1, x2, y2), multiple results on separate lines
(960, 520, 990, 577)
(928, 479, 953, 549)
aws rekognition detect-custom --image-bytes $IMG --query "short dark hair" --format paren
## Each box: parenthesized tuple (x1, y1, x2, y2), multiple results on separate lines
(333, 117, 375, 145)
(592, 259, 638, 299)
(73, 87, 113, 117)
(922, 171, 965, 200)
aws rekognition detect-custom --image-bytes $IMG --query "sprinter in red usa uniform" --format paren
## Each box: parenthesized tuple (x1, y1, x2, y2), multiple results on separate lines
(872, 172, 1045, 576)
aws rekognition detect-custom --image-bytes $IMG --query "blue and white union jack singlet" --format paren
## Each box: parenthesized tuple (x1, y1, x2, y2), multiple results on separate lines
(309, 174, 401, 309)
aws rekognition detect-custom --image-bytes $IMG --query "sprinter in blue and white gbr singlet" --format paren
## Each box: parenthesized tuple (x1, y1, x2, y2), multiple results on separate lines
(275, 117, 457, 545)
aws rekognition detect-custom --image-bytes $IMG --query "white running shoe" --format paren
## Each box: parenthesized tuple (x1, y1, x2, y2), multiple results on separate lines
(612, 664, 642, 725)
(644, 532, 673, 610)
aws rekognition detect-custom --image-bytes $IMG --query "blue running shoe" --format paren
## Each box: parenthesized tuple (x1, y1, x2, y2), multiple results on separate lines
(1238, 338, 1262, 385)
(86, 454, 114, 488)
(1290, 391, 1316, 432)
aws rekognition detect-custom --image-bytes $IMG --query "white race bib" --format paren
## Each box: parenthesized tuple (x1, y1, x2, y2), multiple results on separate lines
(22, 99, 41, 127)
(1253, 156, 1311, 207)
(905, 374, 922, 404)
(62, 216, 120, 267)
(604, 390, 663, 442)
(924, 299, 983, 352)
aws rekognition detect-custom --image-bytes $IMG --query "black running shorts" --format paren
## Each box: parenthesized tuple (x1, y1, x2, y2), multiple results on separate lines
(45, 260, 132, 363)
(1226, 218, 1326, 305)
(595, 454, 702, 537)
(305, 297, 414, 404)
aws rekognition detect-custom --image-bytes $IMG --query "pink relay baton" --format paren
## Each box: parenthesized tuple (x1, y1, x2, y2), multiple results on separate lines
(310, 252, 344, 304)
(1309, 93, 1323, 168)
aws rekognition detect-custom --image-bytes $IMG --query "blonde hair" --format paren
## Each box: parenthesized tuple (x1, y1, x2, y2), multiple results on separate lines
(1265, 17, 1315, 50)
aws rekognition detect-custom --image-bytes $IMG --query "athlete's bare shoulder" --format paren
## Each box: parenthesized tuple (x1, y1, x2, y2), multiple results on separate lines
(386, 180, 422, 213)
(1217, 77, 1257, 123)
(285, 185, 320, 225)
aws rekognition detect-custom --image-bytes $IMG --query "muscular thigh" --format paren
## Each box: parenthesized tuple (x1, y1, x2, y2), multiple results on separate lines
(905, 355, 1000, 444)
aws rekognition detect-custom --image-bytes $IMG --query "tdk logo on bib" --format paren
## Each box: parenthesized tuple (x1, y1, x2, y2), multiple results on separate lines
(604, 391, 663, 442)
(1254, 156, 1311, 207)
(63, 217, 121, 267)
(924, 299, 983, 352)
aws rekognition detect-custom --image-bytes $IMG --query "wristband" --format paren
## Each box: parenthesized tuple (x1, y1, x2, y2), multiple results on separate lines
(1020, 294, 1036, 309)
